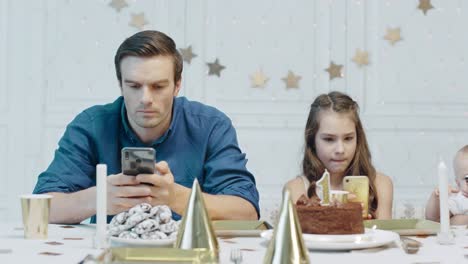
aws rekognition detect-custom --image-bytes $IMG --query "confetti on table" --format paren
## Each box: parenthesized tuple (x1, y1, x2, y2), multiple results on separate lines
(45, 241, 64, 246)
(220, 238, 237, 244)
(39, 252, 62, 256)
(59, 225, 75, 229)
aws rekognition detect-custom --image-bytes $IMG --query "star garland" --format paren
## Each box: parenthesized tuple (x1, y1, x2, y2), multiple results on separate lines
(106, 1, 425, 87)
(250, 69, 269, 88)
(325, 62, 343, 80)
(282, 71, 301, 89)
(109, 0, 128, 12)
(384, 27, 402, 46)
(418, 0, 434, 16)
(129, 13, 148, 30)
(206, 59, 225, 77)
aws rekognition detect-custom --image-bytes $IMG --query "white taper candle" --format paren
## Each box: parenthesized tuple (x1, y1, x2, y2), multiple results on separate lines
(438, 160, 449, 234)
(96, 164, 108, 248)
(437, 159, 454, 244)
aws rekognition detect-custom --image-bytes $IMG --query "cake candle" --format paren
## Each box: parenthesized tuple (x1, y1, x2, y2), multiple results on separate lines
(316, 169, 330, 205)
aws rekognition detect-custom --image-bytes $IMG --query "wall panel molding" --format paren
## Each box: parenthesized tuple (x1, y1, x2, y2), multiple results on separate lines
(0, 0, 8, 111)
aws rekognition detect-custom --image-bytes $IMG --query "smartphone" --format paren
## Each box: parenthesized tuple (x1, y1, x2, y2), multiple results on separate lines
(343, 176, 369, 218)
(121, 147, 156, 176)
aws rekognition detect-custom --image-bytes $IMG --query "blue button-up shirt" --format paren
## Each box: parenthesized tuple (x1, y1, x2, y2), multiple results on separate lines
(33, 96, 260, 223)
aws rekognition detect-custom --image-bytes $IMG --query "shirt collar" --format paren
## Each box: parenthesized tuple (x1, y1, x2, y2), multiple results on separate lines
(120, 96, 179, 146)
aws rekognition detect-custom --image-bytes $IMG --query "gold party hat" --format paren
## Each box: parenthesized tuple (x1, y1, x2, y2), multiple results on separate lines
(263, 190, 310, 264)
(174, 179, 219, 262)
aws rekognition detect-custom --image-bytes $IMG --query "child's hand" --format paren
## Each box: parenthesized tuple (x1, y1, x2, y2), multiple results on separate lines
(434, 186, 459, 197)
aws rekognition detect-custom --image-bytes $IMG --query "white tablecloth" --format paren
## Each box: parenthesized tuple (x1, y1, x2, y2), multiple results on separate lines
(0, 223, 467, 263)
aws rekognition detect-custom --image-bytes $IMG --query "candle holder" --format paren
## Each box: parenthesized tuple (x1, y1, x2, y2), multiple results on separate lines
(93, 232, 110, 249)
(437, 231, 454, 245)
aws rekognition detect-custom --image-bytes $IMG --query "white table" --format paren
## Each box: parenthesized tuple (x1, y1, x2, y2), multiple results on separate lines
(0, 223, 467, 263)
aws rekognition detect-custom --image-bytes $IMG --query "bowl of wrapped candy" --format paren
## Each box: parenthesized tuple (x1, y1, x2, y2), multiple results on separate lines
(107, 203, 180, 247)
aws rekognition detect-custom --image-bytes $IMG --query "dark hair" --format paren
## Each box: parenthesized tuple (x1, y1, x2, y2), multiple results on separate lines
(114, 30, 183, 85)
(302, 91, 378, 217)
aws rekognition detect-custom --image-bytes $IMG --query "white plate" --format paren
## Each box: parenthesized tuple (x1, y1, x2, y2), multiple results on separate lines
(260, 228, 399, 251)
(110, 236, 176, 247)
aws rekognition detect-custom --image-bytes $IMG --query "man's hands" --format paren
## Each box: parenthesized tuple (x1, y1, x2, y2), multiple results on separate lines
(106, 161, 176, 215)
(136, 161, 176, 209)
(106, 172, 152, 215)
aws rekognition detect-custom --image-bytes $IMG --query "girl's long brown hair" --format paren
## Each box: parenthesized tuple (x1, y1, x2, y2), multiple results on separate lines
(302, 91, 378, 217)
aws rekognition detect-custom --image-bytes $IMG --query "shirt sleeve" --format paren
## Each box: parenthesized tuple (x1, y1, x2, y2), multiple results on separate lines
(201, 116, 260, 218)
(33, 111, 97, 194)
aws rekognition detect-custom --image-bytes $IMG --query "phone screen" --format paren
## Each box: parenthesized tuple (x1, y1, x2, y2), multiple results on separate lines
(121, 147, 156, 176)
(343, 176, 369, 218)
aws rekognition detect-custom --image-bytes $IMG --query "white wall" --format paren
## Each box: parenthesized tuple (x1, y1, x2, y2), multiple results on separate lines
(1, 0, 467, 222)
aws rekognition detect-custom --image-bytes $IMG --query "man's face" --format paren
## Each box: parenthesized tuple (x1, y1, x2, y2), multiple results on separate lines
(120, 55, 181, 135)
(314, 110, 357, 178)
(454, 154, 468, 197)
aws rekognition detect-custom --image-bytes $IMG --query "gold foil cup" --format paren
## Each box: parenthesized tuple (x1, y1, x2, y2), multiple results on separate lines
(20, 194, 52, 239)
(330, 190, 349, 204)
(174, 179, 218, 263)
(263, 190, 310, 264)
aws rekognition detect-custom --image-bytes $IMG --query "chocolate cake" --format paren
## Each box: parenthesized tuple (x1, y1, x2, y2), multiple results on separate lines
(295, 194, 364, 235)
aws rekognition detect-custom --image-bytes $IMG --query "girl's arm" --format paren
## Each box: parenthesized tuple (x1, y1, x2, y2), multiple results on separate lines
(374, 173, 394, 219)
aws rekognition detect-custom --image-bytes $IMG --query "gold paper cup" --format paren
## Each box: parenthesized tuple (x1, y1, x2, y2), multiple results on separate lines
(20, 194, 52, 239)
(330, 190, 348, 204)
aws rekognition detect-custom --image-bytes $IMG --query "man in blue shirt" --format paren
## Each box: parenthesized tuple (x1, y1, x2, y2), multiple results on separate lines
(33, 30, 260, 224)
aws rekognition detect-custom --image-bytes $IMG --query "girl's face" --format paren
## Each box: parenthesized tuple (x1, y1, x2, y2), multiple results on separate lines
(314, 110, 357, 178)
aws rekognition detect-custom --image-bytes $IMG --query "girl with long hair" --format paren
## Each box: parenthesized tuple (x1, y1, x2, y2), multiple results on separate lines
(285, 91, 393, 219)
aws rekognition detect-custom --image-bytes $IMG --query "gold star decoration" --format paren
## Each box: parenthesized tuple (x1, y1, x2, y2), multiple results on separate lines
(324, 61, 343, 80)
(282, 71, 301, 89)
(351, 49, 370, 67)
(129, 13, 148, 30)
(250, 69, 269, 88)
(179, 46, 197, 64)
(384, 27, 402, 46)
(418, 0, 434, 15)
(206, 58, 225, 77)
(109, 0, 128, 12)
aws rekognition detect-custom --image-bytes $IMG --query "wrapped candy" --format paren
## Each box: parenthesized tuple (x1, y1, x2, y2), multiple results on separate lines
(128, 203, 152, 215)
(159, 220, 178, 234)
(141, 230, 168, 240)
(124, 211, 150, 229)
(153, 205, 172, 224)
(109, 211, 129, 226)
(109, 203, 179, 241)
(118, 231, 139, 239)
(132, 219, 160, 234)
